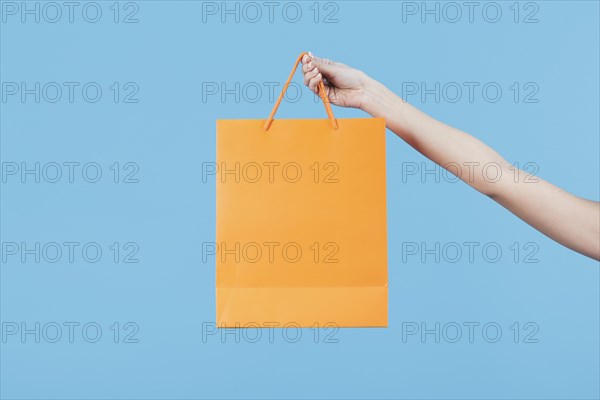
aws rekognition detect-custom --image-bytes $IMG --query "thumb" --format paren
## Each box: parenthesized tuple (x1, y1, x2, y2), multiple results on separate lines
(308, 52, 339, 77)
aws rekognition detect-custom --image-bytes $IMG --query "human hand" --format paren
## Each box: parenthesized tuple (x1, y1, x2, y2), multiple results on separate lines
(301, 52, 370, 109)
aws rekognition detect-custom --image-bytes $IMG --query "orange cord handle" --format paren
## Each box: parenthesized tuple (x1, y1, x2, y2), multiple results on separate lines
(263, 52, 338, 131)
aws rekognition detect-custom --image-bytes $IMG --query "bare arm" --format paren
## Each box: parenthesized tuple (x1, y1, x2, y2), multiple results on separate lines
(302, 52, 600, 260)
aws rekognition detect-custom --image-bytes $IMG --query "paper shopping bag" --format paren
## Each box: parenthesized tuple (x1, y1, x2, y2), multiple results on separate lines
(216, 52, 387, 328)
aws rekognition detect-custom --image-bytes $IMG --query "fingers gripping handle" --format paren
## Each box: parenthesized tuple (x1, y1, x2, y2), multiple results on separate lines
(263, 52, 339, 131)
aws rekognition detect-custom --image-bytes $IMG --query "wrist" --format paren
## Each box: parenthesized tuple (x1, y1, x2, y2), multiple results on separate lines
(360, 76, 390, 116)
(358, 75, 422, 141)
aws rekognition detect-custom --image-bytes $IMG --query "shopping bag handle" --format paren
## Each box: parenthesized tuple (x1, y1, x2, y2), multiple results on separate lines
(263, 52, 339, 131)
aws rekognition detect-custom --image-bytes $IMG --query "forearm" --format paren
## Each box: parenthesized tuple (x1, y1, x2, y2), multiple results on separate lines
(360, 77, 600, 260)
(361, 77, 511, 196)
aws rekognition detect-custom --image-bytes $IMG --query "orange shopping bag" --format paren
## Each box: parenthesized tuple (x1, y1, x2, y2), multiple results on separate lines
(216, 52, 387, 328)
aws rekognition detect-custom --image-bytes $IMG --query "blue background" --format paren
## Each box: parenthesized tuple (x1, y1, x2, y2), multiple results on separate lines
(1, 1, 599, 399)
